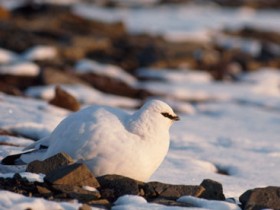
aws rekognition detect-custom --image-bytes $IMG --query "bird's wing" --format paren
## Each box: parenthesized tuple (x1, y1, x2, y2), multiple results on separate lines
(1, 136, 50, 165)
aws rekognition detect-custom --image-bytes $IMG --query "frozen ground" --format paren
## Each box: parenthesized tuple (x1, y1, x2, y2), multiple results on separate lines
(0, 67, 279, 209)
(0, 1, 279, 209)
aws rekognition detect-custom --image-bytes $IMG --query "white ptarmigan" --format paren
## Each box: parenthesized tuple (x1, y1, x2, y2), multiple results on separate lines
(2, 99, 179, 181)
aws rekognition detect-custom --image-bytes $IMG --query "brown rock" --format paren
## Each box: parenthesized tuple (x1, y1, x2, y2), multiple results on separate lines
(87, 199, 111, 208)
(53, 185, 100, 202)
(240, 186, 280, 210)
(97, 175, 141, 202)
(142, 182, 205, 201)
(0, 75, 40, 91)
(26, 152, 74, 175)
(199, 179, 225, 200)
(0, 7, 10, 19)
(78, 204, 92, 210)
(49, 86, 80, 111)
(36, 185, 52, 196)
(44, 163, 100, 188)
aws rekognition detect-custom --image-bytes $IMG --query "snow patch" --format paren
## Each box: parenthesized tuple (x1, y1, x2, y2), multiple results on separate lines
(75, 59, 136, 86)
(178, 196, 241, 210)
(0, 61, 40, 76)
(22, 45, 58, 61)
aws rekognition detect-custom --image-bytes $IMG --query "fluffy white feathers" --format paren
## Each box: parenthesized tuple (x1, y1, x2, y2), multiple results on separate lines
(22, 100, 179, 181)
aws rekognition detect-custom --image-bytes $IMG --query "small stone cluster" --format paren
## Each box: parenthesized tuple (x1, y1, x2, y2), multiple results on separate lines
(1, 152, 280, 210)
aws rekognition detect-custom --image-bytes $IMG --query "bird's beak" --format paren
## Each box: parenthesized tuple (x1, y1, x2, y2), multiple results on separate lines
(172, 115, 180, 121)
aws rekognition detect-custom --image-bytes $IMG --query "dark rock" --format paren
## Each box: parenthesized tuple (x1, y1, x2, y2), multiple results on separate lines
(142, 182, 205, 201)
(97, 175, 141, 202)
(240, 186, 280, 210)
(52, 185, 100, 202)
(0, 83, 22, 96)
(0, 128, 18, 137)
(44, 163, 100, 188)
(150, 198, 193, 207)
(49, 86, 80, 111)
(199, 179, 225, 200)
(26, 152, 74, 175)
(0, 75, 40, 91)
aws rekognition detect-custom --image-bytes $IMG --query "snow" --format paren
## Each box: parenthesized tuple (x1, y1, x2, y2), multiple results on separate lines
(22, 45, 58, 61)
(75, 59, 136, 86)
(0, 61, 40, 76)
(0, 190, 84, 210)
(177, 196, 241, 210)
(0, 68, 279, 209)
(136, 68, 212, 83)
(0, 48, 19, 64)
(113, 195, 198, 210)
(0, 1, 279, 209)
(25, 84, 140, 108)
(73, 4, 280, 42)
(0, 93, 68, 140)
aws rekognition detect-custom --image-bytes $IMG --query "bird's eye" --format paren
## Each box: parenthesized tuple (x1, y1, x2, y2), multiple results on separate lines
(161, 112, 180, 121)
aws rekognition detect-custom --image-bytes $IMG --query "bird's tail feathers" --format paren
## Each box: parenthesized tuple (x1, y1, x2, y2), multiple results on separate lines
(1, 149, 37, 165)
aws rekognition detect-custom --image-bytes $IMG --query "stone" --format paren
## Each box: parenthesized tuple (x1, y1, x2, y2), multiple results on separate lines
(44, 163, 100, 188)
(26, 152, 74, 175)
(0, 6, 10, 20)
(97, 175, 141, 202)
(53, 185, 100, 202)
(142, 182, 205, 201)
(199, 179, 225, 200)
(87, 199, 111, 208)
(49, 86, 80, 111)
(78, 204, 92, 210)
(36, 185, 52, 196)
(150, 198, 193, 207)
(240, 186, 280, 210)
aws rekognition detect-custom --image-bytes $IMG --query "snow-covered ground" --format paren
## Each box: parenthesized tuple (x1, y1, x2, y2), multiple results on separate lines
(0, 1, 280, 209)
(0, 67, 279, 209)
(72, 3, 280, 42)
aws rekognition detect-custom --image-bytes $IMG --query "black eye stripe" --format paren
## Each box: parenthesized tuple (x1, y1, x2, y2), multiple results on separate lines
(161, 112, 180, 121)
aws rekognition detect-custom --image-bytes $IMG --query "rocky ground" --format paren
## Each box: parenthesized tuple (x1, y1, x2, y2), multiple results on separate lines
(0, 1, 280, 210)
(1, 152, 279, 210)
(0, 2, 280, 99)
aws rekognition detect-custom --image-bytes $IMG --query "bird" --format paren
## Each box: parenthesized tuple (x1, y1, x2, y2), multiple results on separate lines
(1, 99, 179, 181)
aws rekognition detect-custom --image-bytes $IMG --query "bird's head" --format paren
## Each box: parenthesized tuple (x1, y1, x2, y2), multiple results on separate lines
(128, 100, 179, 137)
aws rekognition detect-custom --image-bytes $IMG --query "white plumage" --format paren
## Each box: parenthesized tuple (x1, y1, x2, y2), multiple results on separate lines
(11, 100, 179, 181)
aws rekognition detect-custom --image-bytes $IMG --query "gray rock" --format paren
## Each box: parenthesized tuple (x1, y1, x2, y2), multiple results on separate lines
(97, 175, 141, 202)
(142, 182, 205, 200)
(26, 152, 74, 175)
(199, 179, 225, 200)
(151, 198, 194, 207)
(53, 185, 100, 202)
(240, 186, 280, 210)
(44, 163, 100, 188)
